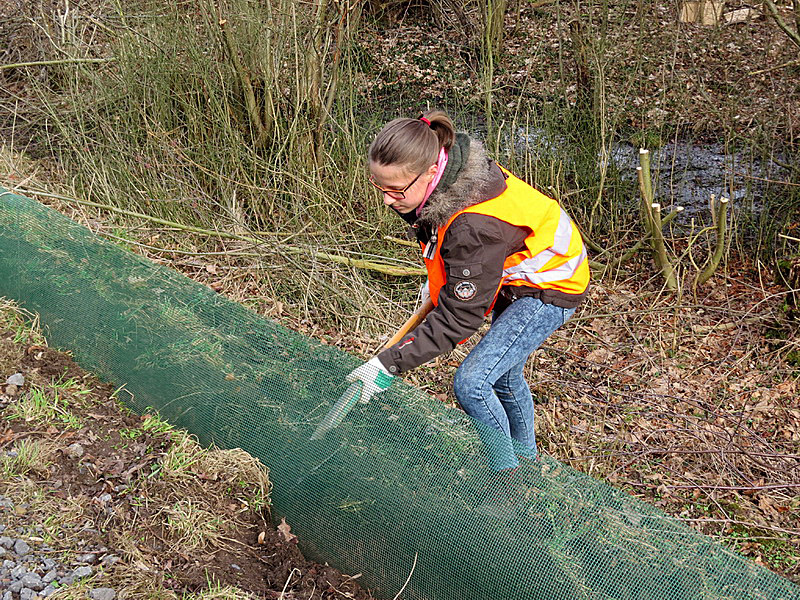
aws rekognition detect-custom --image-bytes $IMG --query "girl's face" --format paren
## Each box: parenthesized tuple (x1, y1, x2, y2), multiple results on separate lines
(369, 161, 437, 214)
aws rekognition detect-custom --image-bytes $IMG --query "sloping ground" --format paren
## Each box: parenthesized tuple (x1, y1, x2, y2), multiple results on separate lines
(0, 299, 374, 599)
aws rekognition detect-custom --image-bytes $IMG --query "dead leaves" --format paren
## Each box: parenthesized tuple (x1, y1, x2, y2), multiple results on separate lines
(277, 517, 298, 544)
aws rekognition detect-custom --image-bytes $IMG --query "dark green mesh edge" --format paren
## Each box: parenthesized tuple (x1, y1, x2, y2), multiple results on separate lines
(2, 188, 797, 600)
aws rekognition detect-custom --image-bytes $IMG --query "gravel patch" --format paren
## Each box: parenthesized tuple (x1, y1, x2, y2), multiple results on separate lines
(0, 494, 118, 599)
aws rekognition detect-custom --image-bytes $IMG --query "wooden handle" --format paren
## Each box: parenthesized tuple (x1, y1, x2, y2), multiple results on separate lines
(382, 298, 435, 349)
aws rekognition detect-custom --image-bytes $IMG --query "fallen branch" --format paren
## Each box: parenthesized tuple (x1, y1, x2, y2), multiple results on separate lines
(748, 57, 800, 76)
(627, 481, 800, 491)
(15, 188, 425, 276)
(661, 515, 800, 537)
(384, 235, 418, 248)
(0, 57, 114, 71)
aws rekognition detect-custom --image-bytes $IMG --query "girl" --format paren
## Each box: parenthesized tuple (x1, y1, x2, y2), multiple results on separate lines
(347, 110, 589, 472)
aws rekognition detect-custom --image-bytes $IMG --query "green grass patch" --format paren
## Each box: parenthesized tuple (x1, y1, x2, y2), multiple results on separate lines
(5, 386, 82, 429)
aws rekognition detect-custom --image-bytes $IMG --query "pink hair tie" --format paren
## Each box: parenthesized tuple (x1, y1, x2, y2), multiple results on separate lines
(419, 116, 431, 127)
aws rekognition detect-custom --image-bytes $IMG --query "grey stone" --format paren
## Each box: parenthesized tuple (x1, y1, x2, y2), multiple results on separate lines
(4, 450, 17, 458)
(230, 563, 241, 570)
(0, 537, 12, 549)
(77, 552, 97, 564)
(100, 555, 119, 567)
(2, 559, 14, 568)
(66, 443, 84, 459)
(89, 588, 117, 600)
(21, 572, 44, 591)
(41, 558, 55, 570)
(42, 569, 57, 583)
(7, 581, 23, 593)
(0, 547, 5, 558)
(6, 373, 24, 386)
(20, 588, 36, 600)
(10, 564, 26, 578)
(72, 565, 93, 579)
(13, 539, 30, 556)
(0, 499, 12, 509)
(2, 591, 12, 600)
(42, 585, 56, 597)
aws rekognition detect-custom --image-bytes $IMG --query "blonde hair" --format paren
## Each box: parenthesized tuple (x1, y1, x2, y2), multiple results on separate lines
(368, 110, 455, 174)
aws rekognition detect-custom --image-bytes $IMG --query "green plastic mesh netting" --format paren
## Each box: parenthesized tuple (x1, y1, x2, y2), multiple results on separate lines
(2, 187, 798, 600)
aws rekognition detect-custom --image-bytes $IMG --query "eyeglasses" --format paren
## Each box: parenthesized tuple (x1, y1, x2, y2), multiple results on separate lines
(369, 171, 424, 200)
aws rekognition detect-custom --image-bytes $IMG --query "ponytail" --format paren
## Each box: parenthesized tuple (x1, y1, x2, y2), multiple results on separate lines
(369, 110, 456, 173)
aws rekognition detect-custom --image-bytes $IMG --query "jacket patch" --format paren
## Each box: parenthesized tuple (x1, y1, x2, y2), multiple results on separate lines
(454, 280, 477, 301)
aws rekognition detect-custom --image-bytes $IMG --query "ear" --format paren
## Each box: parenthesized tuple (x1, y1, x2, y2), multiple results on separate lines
(426, 162, 439, 180)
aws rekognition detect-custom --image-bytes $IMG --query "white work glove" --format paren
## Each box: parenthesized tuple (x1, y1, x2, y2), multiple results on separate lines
(419, 279, 430, 307)
(346, 356, 395, 404)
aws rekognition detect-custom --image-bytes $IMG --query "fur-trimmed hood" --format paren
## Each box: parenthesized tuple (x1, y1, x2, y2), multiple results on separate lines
(417, 133, 507, 228)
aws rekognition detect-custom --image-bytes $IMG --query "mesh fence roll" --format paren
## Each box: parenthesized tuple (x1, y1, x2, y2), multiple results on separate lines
(2, 187, 798, 600)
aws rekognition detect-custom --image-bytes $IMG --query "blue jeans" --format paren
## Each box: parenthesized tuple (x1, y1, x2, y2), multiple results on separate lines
(453, 296, 575, 472)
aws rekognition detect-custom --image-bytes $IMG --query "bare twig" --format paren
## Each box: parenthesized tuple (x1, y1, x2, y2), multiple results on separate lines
(669, 516, 800, 537)
(625, 481, 800, 492)
(748, 57, 800, 76)
(0, 57, 114, 71)
(392, 552, 418, 600)
(279, 568, 301, 599)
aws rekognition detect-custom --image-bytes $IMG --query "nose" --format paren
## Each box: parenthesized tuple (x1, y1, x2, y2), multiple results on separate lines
(383, 193, 397, 206)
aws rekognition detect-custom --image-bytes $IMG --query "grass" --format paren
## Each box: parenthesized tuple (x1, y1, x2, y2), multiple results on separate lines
(188, 582, 258, 600)
(2, 439, 55, 477)
(5, 386, 82, 429)
(0, 297, 46, 347)
(160, 499, 225, 552)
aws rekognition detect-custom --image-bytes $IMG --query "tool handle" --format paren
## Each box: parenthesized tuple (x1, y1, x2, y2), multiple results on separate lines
(381, 298, 435, 349)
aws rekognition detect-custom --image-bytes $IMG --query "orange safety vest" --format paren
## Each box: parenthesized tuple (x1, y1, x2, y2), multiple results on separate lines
(424, 167, 589, 312)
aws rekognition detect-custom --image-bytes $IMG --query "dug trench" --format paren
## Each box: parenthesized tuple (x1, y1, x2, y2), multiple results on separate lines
(0, 324, 374, 599)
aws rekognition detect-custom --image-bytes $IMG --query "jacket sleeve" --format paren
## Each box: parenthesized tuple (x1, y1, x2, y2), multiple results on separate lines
(377, 214, 522, 374)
